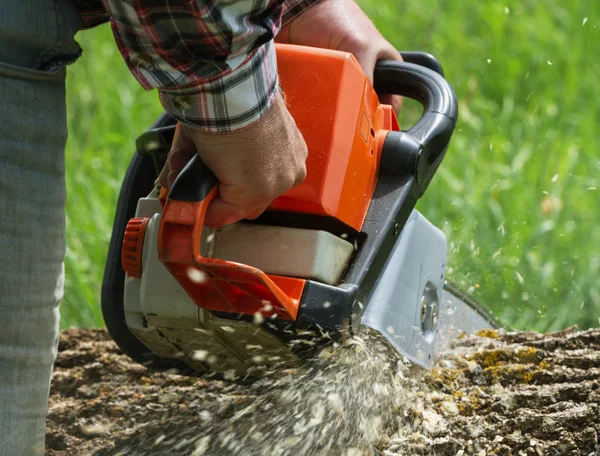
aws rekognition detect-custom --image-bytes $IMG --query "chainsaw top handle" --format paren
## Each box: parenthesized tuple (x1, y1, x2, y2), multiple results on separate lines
(374, 57, 458, 197)
(160, 125, 304, 321)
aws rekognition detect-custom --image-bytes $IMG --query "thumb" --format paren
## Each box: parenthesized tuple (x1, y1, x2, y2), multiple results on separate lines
(158, 126, 196, 189)
(353, 45, 403, 111)
(204, 197, 270, 228)
(351, 48, 378, 85)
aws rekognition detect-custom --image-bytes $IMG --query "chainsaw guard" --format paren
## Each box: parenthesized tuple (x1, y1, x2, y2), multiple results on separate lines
(360, 210, 497, 368)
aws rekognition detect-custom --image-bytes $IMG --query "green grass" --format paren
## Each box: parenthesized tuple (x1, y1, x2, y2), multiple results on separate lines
(63, 0, 600, 332)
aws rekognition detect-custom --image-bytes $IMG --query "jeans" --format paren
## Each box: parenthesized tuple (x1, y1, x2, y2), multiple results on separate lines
(0, 1, 82, 454)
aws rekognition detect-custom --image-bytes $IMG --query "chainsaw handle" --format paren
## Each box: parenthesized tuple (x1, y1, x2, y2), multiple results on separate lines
(374, 59, 458, 196)
(374, 60, 456, 118)
(159, 150, 301, 321)
(163, 122, 218, 203)
(168, 153, 217, 202)
(399, 52, 445, 77)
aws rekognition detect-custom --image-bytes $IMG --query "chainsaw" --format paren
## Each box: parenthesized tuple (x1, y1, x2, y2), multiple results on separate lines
(101, 44, 497, 376)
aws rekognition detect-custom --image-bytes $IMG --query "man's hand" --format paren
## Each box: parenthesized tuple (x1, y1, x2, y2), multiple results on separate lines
(277, 0, 403, 110)
(160, 0, 400, 228)
(159, 93, 307, 228)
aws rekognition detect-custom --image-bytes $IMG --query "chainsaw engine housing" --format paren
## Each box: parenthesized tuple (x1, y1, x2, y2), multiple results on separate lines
(102, 45, 496, 375)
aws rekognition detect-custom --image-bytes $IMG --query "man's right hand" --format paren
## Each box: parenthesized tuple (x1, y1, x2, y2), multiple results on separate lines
(158, 92, 307, 228)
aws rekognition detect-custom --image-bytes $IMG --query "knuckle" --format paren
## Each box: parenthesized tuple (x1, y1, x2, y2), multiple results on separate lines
(340, 33, 370, 52)
(167, 147, 181, 158)
(295, 163, 307, 186)
(235, 202, 268, 221)
(279, 170, 297, 192)
(245, 208, 266, 220)
(168, 147, 191, 160)
(299, 140, 308, 159)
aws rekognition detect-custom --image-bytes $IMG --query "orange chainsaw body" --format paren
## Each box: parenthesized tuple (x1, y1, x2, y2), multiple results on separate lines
(271, 45, 399, 230)
(123, 45, 400, 322)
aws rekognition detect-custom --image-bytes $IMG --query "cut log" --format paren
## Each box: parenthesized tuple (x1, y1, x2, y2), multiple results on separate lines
(46, 328, 600, 455)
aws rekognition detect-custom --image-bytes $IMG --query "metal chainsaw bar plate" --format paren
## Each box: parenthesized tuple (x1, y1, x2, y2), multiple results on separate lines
(361, 210, 497, 368)
(361, 210, 447, 368)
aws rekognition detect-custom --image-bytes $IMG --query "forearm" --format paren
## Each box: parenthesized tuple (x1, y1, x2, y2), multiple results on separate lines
(104, 0, 322, 133)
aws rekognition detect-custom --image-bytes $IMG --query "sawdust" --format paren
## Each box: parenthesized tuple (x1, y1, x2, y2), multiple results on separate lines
(387, 327, 600, 456)
(46, 328, 410, 455)
(46, 327, 600, 455)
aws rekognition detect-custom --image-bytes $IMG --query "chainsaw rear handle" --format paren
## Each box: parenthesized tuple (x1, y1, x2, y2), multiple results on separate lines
(168, 153, 217, 202)
(374, 59, 458, 197)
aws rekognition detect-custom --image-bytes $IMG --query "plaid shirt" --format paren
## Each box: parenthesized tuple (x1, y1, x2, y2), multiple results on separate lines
(70, 0, 322, 132)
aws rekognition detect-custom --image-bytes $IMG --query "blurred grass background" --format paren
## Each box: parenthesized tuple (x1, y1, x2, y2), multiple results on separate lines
(62, 0, 599, 331)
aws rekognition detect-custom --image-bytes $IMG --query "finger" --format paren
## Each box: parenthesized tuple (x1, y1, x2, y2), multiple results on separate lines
(351, 48, 378, 84)
(378, 94, 403, 112)
(375, 47, 404, 112)
(204, 197, 268, 228)
(159, 125, 195, 189)
(244, 202, 272, 220)
(158, 160, 171, 189)
(166, 148, 195, 188)
(167, 169, 179, 189)
(391, 94, 403, 112)
(352, 41, 403, 82)
(377, 46, 403, 63)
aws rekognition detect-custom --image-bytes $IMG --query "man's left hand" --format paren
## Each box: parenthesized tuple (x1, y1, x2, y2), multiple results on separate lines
(277, 0, 403, 110)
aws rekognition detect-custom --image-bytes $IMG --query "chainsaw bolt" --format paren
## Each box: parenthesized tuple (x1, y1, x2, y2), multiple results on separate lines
(430, 304, 438, 329)
(420, 295, 428, 323)
(420, 282, 439, 333)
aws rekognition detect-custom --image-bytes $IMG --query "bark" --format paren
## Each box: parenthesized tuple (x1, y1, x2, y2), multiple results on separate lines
(46, 327, 600, 455)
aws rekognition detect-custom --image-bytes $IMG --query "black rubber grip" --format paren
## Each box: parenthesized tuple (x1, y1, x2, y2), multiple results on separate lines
(374, 60, 457, 121)
(374, 59, 458, 195)
(168, 154, 218, 202)
(399, 52, 445, 77)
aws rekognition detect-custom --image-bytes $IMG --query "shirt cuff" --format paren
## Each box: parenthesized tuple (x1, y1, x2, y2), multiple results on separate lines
(282, 0, 324, 26)
(158, 40, 279, 134)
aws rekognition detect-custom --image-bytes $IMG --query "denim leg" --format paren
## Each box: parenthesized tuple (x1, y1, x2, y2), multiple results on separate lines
(0, 1, 82, 454)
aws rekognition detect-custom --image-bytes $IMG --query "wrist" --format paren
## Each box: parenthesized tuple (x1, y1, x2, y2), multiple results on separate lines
(183, 92, 290, 148)
(159, 41, 279, 134)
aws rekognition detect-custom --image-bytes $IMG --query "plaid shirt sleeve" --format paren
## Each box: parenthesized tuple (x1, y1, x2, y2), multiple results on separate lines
(102, 0, 322, 133)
